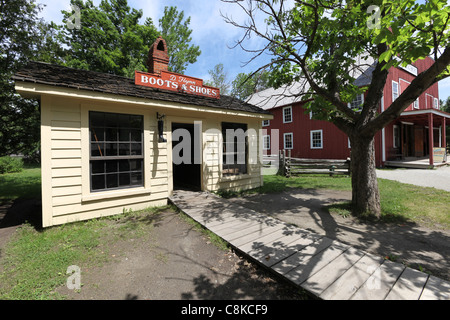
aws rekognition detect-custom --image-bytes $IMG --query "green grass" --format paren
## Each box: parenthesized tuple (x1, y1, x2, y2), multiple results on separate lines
(0, 206, 170, 300)
(0, 165, 41, 205)
(0, 219, 108, 299)
(254, 174, 450, 229)
(1, 167, 448, 299)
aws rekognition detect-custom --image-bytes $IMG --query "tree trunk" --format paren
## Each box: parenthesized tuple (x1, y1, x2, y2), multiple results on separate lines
(350, 135, 381, 219)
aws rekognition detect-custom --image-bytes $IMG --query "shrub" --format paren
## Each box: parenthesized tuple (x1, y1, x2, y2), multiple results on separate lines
(0, 156, 24, 174)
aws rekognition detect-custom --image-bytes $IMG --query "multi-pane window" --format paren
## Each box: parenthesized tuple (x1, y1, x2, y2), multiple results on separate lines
(393, 125, 400, 148)
(434, 97, 439, 109)
(283, 106, 292, 123)
(222, 122, 247, 176)
(263, 135, 270, 150)
(392, 81, 399, 101)
(348, 94, 364, 111)
(284, 133, 293, 149)
(89, 111, 144, 191)
(310, 130, 323, 149)
(262, 120, 270, 127)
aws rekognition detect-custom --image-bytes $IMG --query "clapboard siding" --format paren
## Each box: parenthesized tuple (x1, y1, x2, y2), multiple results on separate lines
(52, 190, 168, 217)
(202, 118, 263, 192)
(51, 130, 81, 140)
(51, 149, 81, 159)
(37, 92, 267, 227)
(52, 198, 167, 226)
(52, 176, 82, 187)
(51, 167, 82, 178)
(40, 97, 170, 226)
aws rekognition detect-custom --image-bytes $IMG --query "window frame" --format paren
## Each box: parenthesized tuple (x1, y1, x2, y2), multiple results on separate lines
(283, 132, 293, 150)
(348, 93, 364, 112)
(283, 106, 293, 123)
(89, 111, 144, 192)
(310, 130, 323, 149)
(392, 81, 399, 102)
(393, 124, 400, 149)
(262, 119, 270, 127)
(263, 135, 270, 150)
(222, 122, 248, 176)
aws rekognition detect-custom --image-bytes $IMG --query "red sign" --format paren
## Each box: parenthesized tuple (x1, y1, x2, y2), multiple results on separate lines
(135, 70, 220, 99)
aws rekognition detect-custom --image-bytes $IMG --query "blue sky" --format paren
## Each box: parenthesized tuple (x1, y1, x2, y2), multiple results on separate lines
(37, 0, 450, 102)
(37, 0, 269, 84)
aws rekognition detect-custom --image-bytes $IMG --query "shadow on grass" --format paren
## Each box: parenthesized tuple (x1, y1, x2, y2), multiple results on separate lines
(0, 198, 42, 231)
(325, 201, 411, 225)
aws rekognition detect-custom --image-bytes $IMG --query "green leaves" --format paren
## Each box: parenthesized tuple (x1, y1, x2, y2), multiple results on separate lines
(159, 6, 201, 74)
(60, 0, 158, 78)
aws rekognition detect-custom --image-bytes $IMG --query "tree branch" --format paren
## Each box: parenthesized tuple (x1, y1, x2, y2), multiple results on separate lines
(364, 45, 450, 135)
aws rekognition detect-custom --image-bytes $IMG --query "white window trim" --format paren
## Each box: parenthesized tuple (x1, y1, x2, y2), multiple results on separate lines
(400, 78, 416, 110)
(392, 81, 399, 102)
(434, 97, 439, 109)
(347, 93, 364, 111)
(263, 135, 270, 150)
(262, 119, 270, 127)
(310, 130, 323, 149)
(283, 132, 293, 150)
(393, 124, 400, 148)
(283, 106, 293, 123)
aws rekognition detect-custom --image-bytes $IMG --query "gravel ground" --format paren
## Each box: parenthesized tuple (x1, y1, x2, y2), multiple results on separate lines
(376, 166, 450, 192)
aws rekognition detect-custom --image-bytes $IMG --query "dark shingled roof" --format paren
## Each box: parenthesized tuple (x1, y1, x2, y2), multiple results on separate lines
(13, 61, 270, 115)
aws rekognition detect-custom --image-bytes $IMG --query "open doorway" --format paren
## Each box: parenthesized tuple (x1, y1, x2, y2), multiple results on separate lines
(171, 123, 201, 191)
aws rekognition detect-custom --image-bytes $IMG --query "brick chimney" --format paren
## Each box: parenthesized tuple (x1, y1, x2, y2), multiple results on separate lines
(147, 36, 169, 74)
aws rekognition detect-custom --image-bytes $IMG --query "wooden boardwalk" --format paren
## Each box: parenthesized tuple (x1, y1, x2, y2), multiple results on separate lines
(169, 190, 450, 300)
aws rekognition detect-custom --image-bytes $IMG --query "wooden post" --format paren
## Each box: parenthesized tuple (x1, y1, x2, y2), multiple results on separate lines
(442, 116, 447, 162)
(279, 149, 285, 176)
(286, 150, 291, 178)
(428, 112, 434, 166)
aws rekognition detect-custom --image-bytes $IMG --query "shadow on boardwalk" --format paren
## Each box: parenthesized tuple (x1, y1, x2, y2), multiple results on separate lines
(171, 190, 450, 300)
(227, 188, 450, 283)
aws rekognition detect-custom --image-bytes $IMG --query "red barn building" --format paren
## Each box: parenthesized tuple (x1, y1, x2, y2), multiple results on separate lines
(249, 57, 449, 168)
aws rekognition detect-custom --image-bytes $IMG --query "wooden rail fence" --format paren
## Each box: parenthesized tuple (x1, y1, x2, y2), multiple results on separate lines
(278, 150, 351, 177)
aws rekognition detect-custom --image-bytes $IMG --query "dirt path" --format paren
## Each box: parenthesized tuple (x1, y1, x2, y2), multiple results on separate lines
(56, 210, 306, 300)
(2, 188, 449, 299)
(227, 188, 450, 282)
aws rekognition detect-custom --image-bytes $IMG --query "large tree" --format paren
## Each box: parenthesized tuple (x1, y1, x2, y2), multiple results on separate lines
(0, 0, 45, 160)
(231, 70, 271, 100)
(223, 0, 450, 218)
(59, 2, 201, 77)
(205, 63, 231, 95)
(60, 0, 158, 77)
(158, 6, 202, 74)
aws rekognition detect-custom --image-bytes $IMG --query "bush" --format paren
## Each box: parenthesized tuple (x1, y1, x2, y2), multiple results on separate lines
(0, 156, 24, 174)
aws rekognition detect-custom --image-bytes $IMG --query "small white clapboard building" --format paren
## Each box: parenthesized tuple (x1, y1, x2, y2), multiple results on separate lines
(13, 37, 272, 227)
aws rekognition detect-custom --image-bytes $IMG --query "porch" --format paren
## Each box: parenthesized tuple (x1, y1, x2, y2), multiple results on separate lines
(385, 157, 450, 169)
(385, 109, 450, 168)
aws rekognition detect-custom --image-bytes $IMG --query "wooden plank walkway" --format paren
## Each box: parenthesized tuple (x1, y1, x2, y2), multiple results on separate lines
(169, 190, 450, 300)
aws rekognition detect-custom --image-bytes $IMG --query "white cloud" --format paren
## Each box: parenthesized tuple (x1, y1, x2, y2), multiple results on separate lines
(37, 0, 273, 83)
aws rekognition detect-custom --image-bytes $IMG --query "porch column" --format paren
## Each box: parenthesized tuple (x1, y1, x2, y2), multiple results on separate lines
(443, 116, 447, 159)
(428, 112, 434, 165)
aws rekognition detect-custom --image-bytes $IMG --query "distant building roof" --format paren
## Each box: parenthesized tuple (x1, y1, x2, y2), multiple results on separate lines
(245, 79, 311, 110)
(13, 61, 270, 116)
(247, 55, 376, 110)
